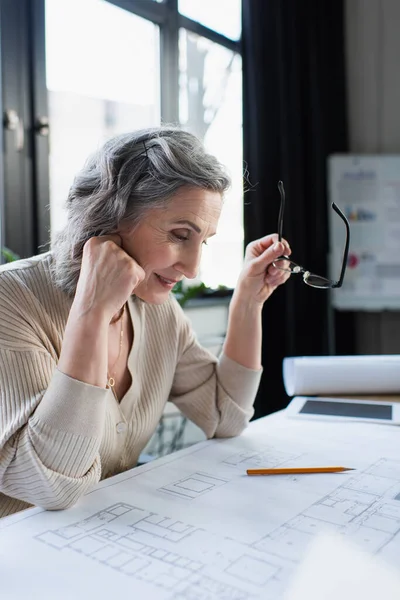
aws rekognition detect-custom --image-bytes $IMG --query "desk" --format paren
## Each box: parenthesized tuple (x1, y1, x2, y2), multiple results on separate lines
(1, 413, 400, 599)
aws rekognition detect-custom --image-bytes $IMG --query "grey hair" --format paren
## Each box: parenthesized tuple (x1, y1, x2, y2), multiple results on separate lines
(51, 126, 231, 296)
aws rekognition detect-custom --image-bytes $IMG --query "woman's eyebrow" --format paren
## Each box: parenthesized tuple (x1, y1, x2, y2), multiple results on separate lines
(172, 219, 201, 234)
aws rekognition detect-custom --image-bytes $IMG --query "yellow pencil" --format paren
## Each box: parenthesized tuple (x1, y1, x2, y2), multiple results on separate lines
(246, 466, 355, 476)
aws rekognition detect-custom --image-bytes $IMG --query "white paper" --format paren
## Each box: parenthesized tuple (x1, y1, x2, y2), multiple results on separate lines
(283, 354, 400, 396)
(1, 415, 400, 600)
(284, 532, 400, 600)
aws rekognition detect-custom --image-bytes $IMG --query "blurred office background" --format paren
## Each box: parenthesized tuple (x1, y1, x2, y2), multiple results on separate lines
(0, 0, 399, 421)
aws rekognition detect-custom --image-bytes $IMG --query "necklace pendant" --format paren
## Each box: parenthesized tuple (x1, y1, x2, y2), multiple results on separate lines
(108, 376, 116, 388)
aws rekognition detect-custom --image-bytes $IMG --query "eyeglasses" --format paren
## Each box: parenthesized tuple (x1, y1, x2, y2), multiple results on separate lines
(272, 181, 350, 289)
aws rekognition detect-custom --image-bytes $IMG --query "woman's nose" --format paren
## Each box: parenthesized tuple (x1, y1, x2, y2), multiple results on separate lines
(177, 245, 202, 279)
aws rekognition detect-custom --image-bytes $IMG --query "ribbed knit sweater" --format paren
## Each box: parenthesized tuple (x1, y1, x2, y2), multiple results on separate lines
(0, 253, 262, 518)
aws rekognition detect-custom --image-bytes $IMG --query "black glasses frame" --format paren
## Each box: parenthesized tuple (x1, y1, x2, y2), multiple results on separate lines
(273, 180, 350, 289)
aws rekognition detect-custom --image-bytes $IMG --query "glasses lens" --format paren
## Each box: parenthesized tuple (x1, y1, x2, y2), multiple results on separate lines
(273, 256, 303, 273)
(304, 272, 333, 289)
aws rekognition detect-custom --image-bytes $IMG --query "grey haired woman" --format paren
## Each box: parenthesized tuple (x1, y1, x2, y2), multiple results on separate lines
(0, 126, 291, 518)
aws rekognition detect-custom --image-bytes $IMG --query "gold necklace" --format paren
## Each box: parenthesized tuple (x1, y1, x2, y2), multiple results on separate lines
(107, 304, 126, 400)
(109, 304, 125, 324)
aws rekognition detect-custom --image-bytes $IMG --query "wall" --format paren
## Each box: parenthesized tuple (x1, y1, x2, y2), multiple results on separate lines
(345, 0, 400, 353)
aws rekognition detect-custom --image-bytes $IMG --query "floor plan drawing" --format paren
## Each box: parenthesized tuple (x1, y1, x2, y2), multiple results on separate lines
(31, 457, 400, 599)
(3, 417, 400, 600)
(253, 458, 400, 563)
(157, 447, 305, 502)
(159, 472, 229, 500)
(222, 448, 302, 470)
(35, 502, 291, 599)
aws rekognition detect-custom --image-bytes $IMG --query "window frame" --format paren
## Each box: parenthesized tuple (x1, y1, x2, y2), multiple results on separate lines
(0, 0, 39, 258)
(1, 0, 241, 260)
(107, 0, 241, 123)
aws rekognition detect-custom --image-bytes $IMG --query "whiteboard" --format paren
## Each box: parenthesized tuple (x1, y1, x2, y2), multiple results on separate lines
(328, 154, 400, 310)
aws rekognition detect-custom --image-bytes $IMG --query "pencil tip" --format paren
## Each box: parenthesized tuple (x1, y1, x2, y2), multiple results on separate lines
(344, 467, 356, 471)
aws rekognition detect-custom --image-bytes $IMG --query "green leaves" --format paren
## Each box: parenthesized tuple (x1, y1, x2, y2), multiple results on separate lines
(172, 281, 207, 307)
(172, 281, 231, 307)
(1, 247, 19, 263)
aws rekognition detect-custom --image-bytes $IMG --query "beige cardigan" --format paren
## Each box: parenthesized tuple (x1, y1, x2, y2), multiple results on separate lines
(0, 253, 262, 518)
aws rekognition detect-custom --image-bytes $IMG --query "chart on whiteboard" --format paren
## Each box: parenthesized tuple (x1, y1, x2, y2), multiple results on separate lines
(328, 154, 400, 310)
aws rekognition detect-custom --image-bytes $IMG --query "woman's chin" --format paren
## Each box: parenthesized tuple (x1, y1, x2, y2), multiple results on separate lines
(134, 285, 171, 305)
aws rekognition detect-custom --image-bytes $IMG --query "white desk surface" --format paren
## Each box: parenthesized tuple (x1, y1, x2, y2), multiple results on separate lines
(1, 411, 400, 600)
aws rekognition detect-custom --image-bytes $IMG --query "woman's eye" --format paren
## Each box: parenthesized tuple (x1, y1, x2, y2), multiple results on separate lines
(172, 232, 189, 242)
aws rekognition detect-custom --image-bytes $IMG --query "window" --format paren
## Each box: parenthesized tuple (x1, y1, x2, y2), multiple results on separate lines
(179, 30, 243, 287)
(19, 0, 243, 288)
(45, 0, 161, 235)
(178, 0, 242, 40)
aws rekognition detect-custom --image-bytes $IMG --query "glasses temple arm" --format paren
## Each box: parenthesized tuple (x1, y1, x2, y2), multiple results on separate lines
(277, 180, 285, 242)
(331, 202, 350, 288)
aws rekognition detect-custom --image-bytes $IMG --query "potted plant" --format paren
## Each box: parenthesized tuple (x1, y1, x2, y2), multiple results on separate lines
(1, 247, 19, 263)
(172, 280, 232, 307)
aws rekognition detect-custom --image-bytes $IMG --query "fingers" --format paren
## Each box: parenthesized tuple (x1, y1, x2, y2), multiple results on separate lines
(77, 234, 145, 320)
(95, 233, 123, 247)
(280, 238, 291, 257)
(82, 234, 123, 257)
(272, 236, 291, 257)
(265, 263, 291, 285)
(251, 239, 289, 272)
(246, 234, 291, 261)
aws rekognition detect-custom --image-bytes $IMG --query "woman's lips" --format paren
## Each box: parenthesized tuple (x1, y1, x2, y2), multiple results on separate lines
(155, 274, 179, 287)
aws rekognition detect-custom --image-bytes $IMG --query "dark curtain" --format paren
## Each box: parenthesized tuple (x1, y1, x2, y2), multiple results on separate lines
(242, 0, 354, 418)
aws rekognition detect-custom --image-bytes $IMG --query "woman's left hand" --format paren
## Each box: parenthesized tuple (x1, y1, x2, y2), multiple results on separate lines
(236, 234, 292, 305)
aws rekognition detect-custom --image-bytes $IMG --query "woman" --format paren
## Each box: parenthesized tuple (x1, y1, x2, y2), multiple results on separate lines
(0, 127, 291, 518)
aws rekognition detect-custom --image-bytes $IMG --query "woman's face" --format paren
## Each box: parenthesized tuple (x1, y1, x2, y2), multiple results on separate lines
(119, 186, 223, 304)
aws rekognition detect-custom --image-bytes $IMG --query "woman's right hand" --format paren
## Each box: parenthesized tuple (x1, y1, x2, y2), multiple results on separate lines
(74, 235, 145, 322)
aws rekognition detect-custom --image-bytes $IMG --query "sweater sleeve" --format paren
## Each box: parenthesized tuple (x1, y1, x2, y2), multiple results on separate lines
(0, 349, 108, 510)
(0, 268, 107, 510)
(169, 307, 262, 438)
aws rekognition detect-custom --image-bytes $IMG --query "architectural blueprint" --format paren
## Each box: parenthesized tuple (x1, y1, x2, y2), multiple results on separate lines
(1, 415, 400, 599)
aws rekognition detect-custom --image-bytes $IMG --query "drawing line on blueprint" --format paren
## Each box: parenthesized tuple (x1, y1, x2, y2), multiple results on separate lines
(252, 458, 400, 562)
(222, 449, 303, 470)
(159, 472, 229, 499)
(35, 502, 287, 599)
(156, 448, 305, 501)
(32, 457, 400, 599)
